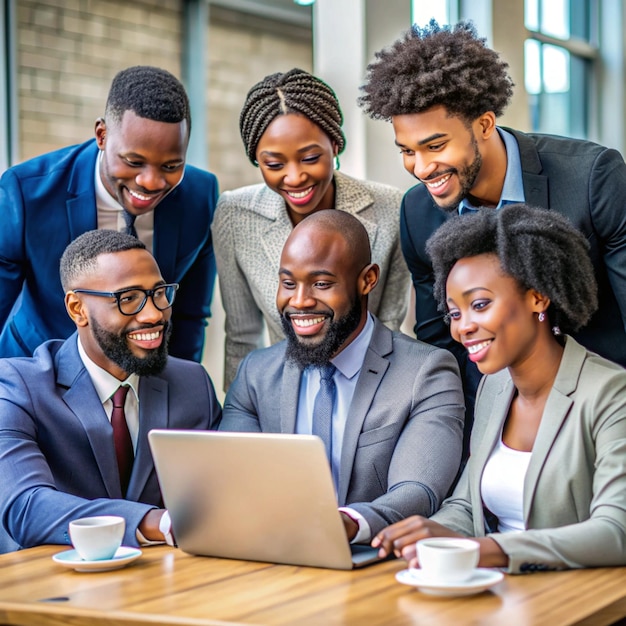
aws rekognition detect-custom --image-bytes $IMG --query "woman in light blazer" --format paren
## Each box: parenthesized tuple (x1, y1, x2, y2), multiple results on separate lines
(213, 69, 409, 389)
(373, 204, 626, 574)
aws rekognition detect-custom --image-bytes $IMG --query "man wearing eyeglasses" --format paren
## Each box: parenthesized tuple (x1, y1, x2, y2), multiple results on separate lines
(0, 230, 222, 554)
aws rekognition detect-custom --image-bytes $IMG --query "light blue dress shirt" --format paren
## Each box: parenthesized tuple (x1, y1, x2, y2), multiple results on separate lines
(459, 127, 525, 214)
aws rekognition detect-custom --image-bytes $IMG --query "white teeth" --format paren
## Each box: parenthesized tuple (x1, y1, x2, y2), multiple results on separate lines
(129, 331, 160, 341)
(286, 187, 313, 199)
(129, 189, 151, 201)
(292, 317, 325, 327)
(426, 174, 451, 189)
(467, 340, 491, 354)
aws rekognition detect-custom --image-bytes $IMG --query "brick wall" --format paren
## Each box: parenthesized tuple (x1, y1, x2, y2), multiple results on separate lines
(15, 0, 312, 194)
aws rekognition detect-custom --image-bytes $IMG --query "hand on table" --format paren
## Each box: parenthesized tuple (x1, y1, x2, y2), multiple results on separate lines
(371, 516, 461, 565)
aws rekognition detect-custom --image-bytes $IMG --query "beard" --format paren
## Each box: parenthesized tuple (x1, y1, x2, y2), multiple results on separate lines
(427, 132, 483, 215)
(91, 317, 171, 376)
(280, 297, 363, 369)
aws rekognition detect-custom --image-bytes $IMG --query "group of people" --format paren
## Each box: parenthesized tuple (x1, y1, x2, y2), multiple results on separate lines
(0, 20, 625, 574)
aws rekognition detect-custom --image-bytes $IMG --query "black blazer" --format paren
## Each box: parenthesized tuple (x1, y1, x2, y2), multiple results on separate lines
(401, 127, 626, 378)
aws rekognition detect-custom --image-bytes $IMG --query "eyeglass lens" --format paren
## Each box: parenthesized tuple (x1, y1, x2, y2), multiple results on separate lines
(119, 285, 177, 315)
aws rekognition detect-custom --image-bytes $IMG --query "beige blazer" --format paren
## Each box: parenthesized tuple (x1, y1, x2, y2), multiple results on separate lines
(213, 171, 410, 389)
(430, 336, 626, 573)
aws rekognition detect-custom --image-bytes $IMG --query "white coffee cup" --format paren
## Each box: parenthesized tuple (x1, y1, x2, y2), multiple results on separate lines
(415, 537, 480, 583)
(69, 515, 125, 561)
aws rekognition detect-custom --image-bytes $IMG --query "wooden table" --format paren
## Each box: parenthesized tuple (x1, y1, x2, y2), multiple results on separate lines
(0, 545, 625, 626)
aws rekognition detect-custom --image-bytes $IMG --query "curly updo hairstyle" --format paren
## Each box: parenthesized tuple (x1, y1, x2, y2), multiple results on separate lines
(239, 68, 346, 165)
(425, 204, 598, 334)
(359, 20, 514, 124)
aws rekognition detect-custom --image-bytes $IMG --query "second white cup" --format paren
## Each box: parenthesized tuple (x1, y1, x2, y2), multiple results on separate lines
(69, 515, 125, 561)
(415, 537, 480, 583)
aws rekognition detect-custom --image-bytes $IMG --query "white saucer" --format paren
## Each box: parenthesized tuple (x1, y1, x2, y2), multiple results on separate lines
(396, 568, 504, 597)
(52, 546, 142, 572)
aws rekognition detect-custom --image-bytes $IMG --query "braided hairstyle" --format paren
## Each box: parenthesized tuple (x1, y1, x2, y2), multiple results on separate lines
(105, 66, 191, 132)
(239, 68, 346, 165)
(359, 20, 513, 123)
(425, 204, 598, 334)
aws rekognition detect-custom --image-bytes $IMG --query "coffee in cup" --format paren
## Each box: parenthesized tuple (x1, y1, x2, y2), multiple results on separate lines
(69, 515, 125, 561)
(415, 537, 480, 583)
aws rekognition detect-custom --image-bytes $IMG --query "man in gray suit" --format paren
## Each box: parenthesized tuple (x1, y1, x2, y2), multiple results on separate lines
(0, 230, 221, 553)
(220, 210, 465, 543)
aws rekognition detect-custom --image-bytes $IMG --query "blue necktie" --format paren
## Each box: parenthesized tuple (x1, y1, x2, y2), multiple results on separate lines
(312, 364, 336, 465)
(122, 210, 138, 238)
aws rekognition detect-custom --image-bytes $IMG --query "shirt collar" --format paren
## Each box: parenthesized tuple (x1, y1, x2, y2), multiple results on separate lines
(459, 127, 525, 214)
(77, 335, 139, 403)
(329, 313, 375, 380)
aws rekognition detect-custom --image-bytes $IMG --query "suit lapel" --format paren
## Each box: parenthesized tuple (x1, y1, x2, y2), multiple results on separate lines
(506, 128, 549, 209)
(337, 321, 390, 504)
(65, 142, 99, 240)
(280, 360, 303, 434)
(127, 376, 169, 499)
(523, 338, 582, 518)
(153, 192, 181, 281)
(334, 171, 378, 246)
(56, 336, 120, 497)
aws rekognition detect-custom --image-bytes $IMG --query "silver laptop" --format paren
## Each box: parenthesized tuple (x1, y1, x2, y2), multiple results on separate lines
(148, 429, 383, 570)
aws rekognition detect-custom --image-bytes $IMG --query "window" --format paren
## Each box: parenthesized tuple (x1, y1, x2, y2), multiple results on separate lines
(411, 0, 457, 27)
(524, 0, 597, 138)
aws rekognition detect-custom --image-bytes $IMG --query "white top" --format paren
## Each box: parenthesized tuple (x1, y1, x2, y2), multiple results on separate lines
(481, 438, 532, 533)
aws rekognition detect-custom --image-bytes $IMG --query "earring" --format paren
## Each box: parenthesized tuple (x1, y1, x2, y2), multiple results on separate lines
(333, 155, 340, 171)
(552, 325, 562, 336)
(538, 311, 545, 322)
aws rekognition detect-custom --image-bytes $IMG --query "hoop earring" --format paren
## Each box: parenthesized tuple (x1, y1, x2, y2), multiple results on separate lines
(538, 311, 545, 322)
(333, 155, 340, 171)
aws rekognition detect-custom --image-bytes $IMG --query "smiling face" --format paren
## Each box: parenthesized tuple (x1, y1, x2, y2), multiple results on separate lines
(392, 105, 496, 214)
(255, 113, 338, 225)
(445, 254, 551, 376)
(276, 223, 378, 367)
(66, 248, 172, 380)
(95, 110, 188, 217)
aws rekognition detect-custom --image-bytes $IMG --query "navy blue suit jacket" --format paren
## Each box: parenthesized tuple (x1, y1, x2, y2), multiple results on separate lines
(0, 333, 222, 553)
(0, 140, 218, 361)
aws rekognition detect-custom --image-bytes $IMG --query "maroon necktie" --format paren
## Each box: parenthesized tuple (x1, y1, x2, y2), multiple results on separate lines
(111, 385, 134, 496)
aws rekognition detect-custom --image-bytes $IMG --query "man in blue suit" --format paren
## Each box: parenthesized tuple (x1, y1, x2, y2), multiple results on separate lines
(0, 230, 222, 553)
(0, 65, 218, 361)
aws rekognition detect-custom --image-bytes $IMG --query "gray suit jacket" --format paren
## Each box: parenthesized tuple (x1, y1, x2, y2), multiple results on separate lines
(430, 337, 626, 573)
(213, 170, 410, 389)
(0, 334, 222, 553)
(219, 318, 465, 537)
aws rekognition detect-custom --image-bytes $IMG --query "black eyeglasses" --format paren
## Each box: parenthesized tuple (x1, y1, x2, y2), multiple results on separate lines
(72, 283, 179, 316)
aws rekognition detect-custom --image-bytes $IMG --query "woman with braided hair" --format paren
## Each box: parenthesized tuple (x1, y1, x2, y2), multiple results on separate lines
(372, 203, 626, 574)
(214, 68, 409, 389)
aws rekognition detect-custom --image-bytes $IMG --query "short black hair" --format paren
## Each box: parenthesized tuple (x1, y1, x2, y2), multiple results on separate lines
(60, 230, 146, 291)
(359, 20, 514, 123)
(239, 68, 346, 165)
(425, 204, 598, 333)
(105, 65, 191, 131)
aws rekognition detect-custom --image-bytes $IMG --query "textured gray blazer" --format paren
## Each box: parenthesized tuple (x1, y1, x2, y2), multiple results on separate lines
(430, 337, 626, 573)
(219, 318, 465, 537)
(213, 171, 410, 389)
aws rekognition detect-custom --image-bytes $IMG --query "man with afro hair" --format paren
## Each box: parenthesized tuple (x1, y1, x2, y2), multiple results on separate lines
(0, 66, 218, 363)
(359, 20, 626, 444)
